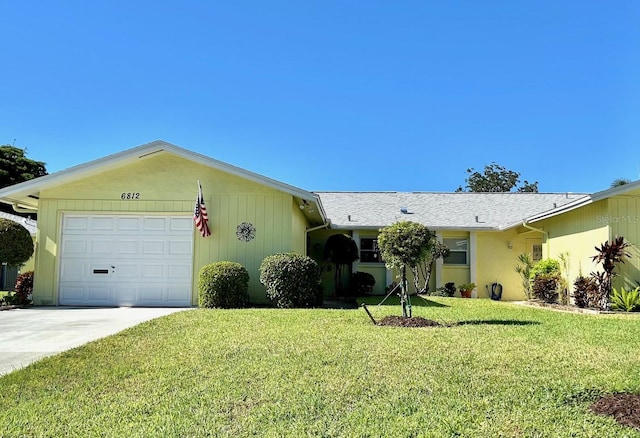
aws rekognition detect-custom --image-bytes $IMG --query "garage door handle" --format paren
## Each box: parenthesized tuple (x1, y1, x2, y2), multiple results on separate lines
(93, 269, 109, 274)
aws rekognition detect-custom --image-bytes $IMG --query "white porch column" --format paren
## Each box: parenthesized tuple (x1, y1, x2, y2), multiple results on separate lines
(435, 232, 443, 289)
(352, 230, 360, 272)
(469, 231, 478, 297)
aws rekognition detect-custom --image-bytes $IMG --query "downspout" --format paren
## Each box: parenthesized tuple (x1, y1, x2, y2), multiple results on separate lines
(522, 221, 549, 259)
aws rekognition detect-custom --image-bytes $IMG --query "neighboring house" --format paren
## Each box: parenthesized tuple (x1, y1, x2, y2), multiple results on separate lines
(310, 192, 588, 300)
(0, 140, 637, 306)
(0, 211, 37, 289)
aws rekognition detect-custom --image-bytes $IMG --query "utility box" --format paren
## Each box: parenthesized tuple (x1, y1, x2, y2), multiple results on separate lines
(0, 264, 18, 291)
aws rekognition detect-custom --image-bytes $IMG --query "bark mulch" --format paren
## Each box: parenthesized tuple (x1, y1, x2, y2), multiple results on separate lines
(590, 393, 640, 431)
(377, 315, 442, 328)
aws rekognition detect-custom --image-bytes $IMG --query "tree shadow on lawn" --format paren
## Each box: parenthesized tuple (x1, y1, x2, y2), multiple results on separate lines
(452, 319, 541, 327)
(358, 295, 449, 308)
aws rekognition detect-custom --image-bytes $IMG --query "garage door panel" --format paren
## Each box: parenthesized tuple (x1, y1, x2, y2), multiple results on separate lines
(116, 217, 141, 231)
(169, 239, 192, 255)
(59, 214, 193, 307)
(168, 264, 192, 280)
(143, 240, 166, 255)
(114, 263, 139, 278)
(90, 217, 115, 231)
(142, 264, 165, 278)
(143, 217, 168, 231)
(61, 239, 87, 256)
(90, 240, 113, 255)
(171, 217, 193, 231)
(114, 240, 140, 255)
(64, 216, 89, 232)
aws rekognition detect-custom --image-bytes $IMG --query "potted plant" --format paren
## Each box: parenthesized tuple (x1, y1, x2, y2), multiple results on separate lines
(458, 282, 476, 298)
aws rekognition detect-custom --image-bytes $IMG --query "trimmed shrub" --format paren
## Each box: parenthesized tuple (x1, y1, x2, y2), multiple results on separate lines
(350, 271, 376, 296)
(260, 253, 322, 308)
(532, 273, 559, 304)
(198, 262, 249, 308)
(572, 276, 599, 308)
(13, 271, 34, 305)
(0, 219, 34, 267)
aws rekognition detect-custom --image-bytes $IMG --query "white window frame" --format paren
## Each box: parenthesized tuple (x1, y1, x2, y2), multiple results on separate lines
(443, 238, 469, 266)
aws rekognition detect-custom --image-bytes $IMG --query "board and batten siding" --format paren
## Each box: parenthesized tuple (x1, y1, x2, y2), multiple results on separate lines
(608, 191, 640, 288)
(33, 152, 306, 305)
(534, 200, 609, 286)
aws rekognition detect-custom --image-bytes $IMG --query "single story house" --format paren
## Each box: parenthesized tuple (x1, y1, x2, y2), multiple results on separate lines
(0, 140, 637, 305)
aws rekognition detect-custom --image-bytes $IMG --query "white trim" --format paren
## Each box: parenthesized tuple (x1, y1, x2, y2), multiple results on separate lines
(469, 232, 477, 297)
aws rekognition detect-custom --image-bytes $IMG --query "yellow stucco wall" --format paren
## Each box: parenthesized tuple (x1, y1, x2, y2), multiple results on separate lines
(33, 152, 307, 305)
(476, 229, 528, 300)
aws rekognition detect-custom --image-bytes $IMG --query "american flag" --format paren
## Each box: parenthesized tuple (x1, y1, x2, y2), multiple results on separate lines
(194, 181, 211, 237)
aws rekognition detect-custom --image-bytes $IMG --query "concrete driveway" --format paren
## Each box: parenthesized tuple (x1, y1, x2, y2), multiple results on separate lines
(0, 307, 188, 376)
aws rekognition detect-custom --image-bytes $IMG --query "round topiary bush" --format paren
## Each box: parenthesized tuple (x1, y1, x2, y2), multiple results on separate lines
(0, 219, 34, 267)
(259, 253, 323, 308)
(198, 261, 250, 308)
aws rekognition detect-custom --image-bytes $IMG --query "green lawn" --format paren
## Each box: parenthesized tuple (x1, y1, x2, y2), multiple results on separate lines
(2, 298, 640, 437)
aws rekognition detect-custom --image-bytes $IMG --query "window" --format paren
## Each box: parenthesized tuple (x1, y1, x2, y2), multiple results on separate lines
(360, 238, 382, 263)
(443, 238, 468, 265)
(532, 244, 543, 263)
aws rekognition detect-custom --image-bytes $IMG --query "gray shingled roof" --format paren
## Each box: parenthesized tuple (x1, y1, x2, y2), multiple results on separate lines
(0, 211, 37, 235)
(315, 192, 589, 230)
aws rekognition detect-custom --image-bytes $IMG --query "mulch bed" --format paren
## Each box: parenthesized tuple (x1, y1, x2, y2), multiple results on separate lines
(590, 393, 640, 431)
(377, 315, 442, 328)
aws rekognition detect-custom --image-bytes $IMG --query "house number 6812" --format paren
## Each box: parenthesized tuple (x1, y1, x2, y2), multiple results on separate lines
(120, 192, 140, 200)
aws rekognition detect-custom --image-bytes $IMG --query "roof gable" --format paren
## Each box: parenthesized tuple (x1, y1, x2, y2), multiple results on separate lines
(0, 140, 322, 212)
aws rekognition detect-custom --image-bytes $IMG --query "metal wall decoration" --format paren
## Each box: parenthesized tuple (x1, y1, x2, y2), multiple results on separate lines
(236, 222, 256, 242)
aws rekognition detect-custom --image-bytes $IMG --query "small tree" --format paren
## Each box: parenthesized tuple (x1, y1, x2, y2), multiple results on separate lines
(0, 219, 34, 267)
(323, 234, 359, 295)
(377, 221, 432, 317)
(514, 253, 534, 300)
(411, 237, 449, 294)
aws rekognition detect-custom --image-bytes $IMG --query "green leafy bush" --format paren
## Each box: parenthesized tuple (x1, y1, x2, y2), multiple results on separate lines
(529, 259, 561, 280)
(0, 219, 34, 267)
(432, 282, 456, 297)
(532, 273, 559, 304)
(572, 276, 599, 308)
(611, 286, 640, 312)
(260, 253, 322, 308)
(350, 271, 376, 296)
(198, 262, 249, 308)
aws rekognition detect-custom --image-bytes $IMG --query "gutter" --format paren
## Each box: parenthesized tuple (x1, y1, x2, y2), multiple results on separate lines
(12, 203, 38, 213)
(522, 221, 549, 259)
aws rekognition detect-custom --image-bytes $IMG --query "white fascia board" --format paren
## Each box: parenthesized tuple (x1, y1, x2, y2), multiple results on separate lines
(589, 179, 640, 201)
(522, 195, 593, 225)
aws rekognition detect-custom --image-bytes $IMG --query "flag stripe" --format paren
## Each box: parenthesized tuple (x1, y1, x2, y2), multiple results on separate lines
(194, 181, 211, 237)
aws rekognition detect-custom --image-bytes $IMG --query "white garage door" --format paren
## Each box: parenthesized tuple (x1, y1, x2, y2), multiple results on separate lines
(59, 215, 193, 307)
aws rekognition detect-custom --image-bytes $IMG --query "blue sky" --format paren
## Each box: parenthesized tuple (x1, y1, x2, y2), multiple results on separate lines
(2, 1, 639, 193)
